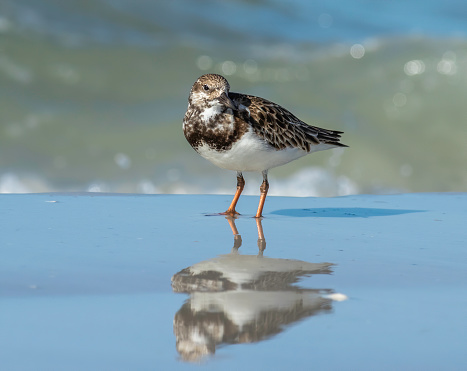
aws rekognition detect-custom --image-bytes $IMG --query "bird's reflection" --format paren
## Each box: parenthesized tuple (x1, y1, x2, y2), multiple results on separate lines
(171, 217, 346, 362)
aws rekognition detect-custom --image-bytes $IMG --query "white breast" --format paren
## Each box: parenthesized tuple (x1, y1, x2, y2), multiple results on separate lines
(200, 104, 222, 123)
(196, 129, 310, 172)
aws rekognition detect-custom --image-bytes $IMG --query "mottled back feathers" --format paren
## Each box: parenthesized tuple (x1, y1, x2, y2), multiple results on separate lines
(229, 92, 347, 152)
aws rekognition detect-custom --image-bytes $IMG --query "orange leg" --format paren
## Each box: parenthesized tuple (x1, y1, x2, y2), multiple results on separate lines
(224, 172, 245, 216)
(255, 170, 269, 218)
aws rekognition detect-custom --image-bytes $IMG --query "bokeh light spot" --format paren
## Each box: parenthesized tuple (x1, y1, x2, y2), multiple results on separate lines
(221, 60, 237, 76)
(196, 55, 213, 71)
(404, 60, 425, 76)
(350, 44, 365, 59)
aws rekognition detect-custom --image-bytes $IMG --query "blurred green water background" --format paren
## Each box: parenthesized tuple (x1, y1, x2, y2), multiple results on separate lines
(1, 0, 466, 195)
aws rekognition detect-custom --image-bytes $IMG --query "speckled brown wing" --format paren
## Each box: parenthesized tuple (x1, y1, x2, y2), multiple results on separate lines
(230, 92, 347, 152)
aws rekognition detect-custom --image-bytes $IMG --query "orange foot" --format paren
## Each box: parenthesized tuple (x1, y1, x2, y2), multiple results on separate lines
(221, 209, 240, 217)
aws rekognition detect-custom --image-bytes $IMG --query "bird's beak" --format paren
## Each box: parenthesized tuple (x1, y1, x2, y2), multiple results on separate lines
(219, 92, 237, 111)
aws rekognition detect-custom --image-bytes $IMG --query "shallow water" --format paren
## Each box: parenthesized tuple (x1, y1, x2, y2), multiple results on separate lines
(1, 193, 466, 369)
(1, 0, 467, 195)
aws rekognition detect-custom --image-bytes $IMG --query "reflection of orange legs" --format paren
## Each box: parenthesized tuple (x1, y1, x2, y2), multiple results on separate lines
(256, 217, 266, 253)
(226, 215, 266, 254)
(225, 216, 239, 235)
(225, 216, 242, 252)
(255, 170, 269, 219)
(223, 171, 245, 217)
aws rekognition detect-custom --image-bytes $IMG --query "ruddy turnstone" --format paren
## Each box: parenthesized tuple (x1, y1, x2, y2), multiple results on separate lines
(183, 73, 347, 218)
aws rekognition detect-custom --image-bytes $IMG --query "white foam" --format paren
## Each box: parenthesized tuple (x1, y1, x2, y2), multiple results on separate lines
(0, 166, 358, 198)
(0, 173, 50, 193)
(324, 293, 349, 302)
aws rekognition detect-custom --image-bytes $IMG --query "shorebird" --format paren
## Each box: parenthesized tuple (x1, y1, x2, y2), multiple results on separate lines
(183, 74, 347, 218)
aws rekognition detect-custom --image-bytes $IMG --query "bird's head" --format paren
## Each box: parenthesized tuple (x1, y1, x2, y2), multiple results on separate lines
(188, 74, 237, 111)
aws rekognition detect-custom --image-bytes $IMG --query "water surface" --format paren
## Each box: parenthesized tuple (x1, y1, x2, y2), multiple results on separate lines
(1, 193, 466, 369)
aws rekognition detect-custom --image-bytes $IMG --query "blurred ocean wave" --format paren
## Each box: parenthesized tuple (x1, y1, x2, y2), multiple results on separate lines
(1, 0, 467, 195)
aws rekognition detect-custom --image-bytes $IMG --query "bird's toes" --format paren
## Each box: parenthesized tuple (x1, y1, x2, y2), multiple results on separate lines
(221, 210, 240, 217)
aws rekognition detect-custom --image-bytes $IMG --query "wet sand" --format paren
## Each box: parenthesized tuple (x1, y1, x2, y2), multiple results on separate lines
(1, 193, 466, 370)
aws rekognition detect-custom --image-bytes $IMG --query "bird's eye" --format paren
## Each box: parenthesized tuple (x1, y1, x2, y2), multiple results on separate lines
(203, 84, 209, 91)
